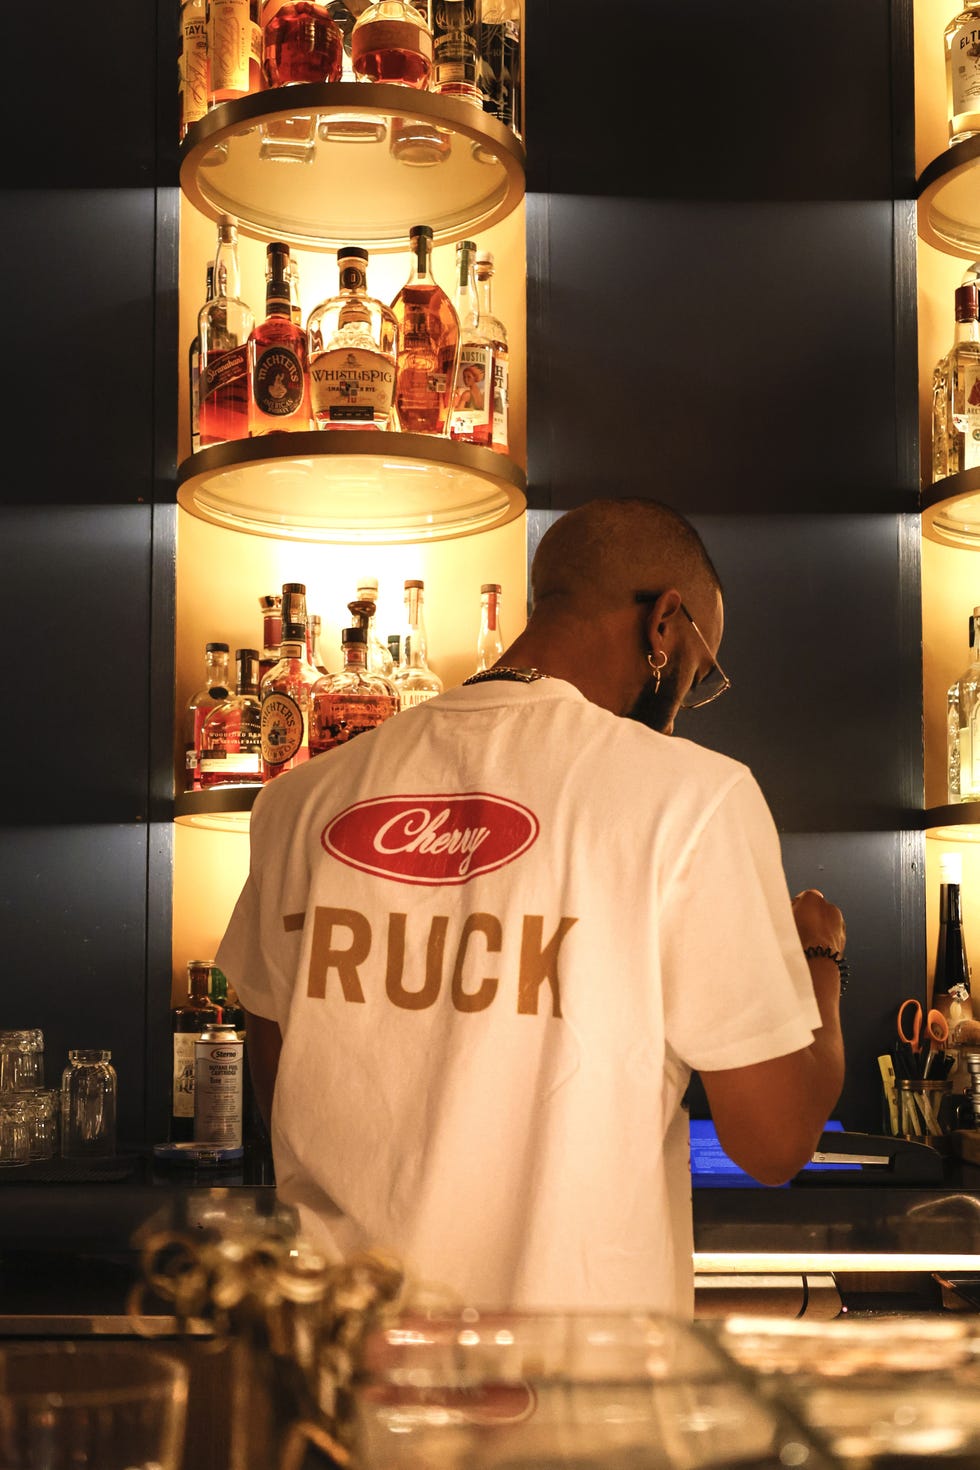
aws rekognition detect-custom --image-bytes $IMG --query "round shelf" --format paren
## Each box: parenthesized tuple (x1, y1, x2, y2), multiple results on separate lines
(175, 785, 261, 832)
(179, 84, 526, 251)
(918, 136, 980, 259)
(921, 469, 980, 548)
(176, 432, 527, 544)
(924, 802, 980, 840)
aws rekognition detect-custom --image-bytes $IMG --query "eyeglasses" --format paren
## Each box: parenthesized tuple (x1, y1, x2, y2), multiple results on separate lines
(634, 593, 731, 709)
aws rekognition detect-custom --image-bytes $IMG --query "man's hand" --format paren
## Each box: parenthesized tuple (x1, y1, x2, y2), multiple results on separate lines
(792, 887, 846, 957)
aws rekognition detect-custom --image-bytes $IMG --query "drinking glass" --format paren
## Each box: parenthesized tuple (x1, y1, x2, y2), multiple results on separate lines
(0, 1097, 29, 1166)
(0, 1028, 44, 1091)
(61, 1048, 117, 1158)
(0, 1341, 188, 1469)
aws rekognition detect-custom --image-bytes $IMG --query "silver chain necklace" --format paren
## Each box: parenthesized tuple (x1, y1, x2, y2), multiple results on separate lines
(462, 666, 553, 685)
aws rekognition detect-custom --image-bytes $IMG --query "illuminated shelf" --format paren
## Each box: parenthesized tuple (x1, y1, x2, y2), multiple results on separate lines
(174, 786, 261, 832)
(918, 136, 980, 259)
(920, 470, 980, 548)
(177, 433, 526, 544)
(924, 802, 980, 841)
(179, 84, 526, 252)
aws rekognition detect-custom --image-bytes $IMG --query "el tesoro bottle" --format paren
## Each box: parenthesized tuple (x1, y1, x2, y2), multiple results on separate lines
(390, 225, 460, 435)
(933, 283, 980, 481)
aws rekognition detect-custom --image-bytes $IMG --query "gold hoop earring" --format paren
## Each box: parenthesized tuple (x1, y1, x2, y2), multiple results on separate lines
(646, 648, 667, 693)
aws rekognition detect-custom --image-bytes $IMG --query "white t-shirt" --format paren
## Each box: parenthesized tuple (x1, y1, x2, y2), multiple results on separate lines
(217, 678, 819, 1315)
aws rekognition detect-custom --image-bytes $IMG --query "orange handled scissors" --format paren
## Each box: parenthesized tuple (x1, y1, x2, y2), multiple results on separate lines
(897, 998, 949, 1077)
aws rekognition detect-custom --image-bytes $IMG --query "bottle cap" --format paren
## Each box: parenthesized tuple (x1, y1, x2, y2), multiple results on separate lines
(481, 582, 501, 594)
(940, 852, 963, 886)
(955, 283, 978, 321)
(404, 578, 424, 589)
(206, 641, 230, 653)
(339, 245, 369, 262)
(410, 224, 434, 240)
(357, 576, 379, 597)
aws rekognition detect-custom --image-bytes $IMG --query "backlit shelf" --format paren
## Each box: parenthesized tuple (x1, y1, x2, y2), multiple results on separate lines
(918, 136, 980, 260)
(921, 469, 980, 548)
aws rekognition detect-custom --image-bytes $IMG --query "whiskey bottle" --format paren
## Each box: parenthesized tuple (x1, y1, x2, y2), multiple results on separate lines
(206, 0, 264, 105)
(258, 592, 282, 683)
(308, 613, 331, 675)
(260, 582, 320, 780)
(946, 2, 980, 143)
(178, 0, 209, 141)
(942, 283, 980, 475)
(478, 0, 521, 137)
(932, 851, 975, 1028)
(199, 215, 255, 447)
(474, 250, 509, 454)
(947, 607, 980, 802)
(199, 647, 263, 787)
(431, 0, 481, 105)
(184, 641, 231, 791)
(288, 255, 302, 327)
(350, 0, 433, 87)
(475, 581, 504, 672)
(171, 959, 219, 1142)
(449, 239, 494, 446)
(391, 225, 460, 435)
(248, 241, 312, 435)
(307, 247, 398, 430)
(209, 963, 246, 1033)
(392, 578, 444, 707)
(188, 258, 215, 455)
(353, 576, 395, 675)
(261, 0, 343, 84)
(310, 627, 399, 753)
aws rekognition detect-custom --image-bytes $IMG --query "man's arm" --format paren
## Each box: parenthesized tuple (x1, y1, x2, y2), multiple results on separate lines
(699, 888, 846, 1186)
(244, 1008, 283, 1136)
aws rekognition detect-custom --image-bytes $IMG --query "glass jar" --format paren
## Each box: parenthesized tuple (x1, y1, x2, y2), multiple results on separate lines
(0, 1029, 44, 1092)
(0, 1097, 30, 1166)
(61, 1050, 117, 1159)
(22, 1086, 59, 1160)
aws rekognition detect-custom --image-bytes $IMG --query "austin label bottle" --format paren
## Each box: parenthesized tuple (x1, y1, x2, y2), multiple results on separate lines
(248, 241, 312, 435)
(199, 215, 255, 446)
(390, 225, 460, 435)
(260, 582, 320, 779)
(307, 247, 398, 430)
(474, 249, 509, 455)
(449, 239, 494, 445)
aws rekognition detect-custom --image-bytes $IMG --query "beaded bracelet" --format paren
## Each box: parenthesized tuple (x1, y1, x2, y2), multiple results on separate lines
(803, 945, 850, 994)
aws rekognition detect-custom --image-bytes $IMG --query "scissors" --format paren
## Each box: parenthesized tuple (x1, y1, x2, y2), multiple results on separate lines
(897, 998, 950, 1078)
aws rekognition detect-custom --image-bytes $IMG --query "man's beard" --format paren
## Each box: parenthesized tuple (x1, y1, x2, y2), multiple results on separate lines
(627, 667, 682, 733)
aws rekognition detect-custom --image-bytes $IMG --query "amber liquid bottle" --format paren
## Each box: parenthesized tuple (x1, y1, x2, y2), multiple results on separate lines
(207, 0, 264, 104)
(350, 0, 433, 86)
(248, 241, 312, 435)
(391, 225, 460, 435)
(199, 215, 255, 446)
(260, 582, 320, 780)
(171, 960, 219, 1142)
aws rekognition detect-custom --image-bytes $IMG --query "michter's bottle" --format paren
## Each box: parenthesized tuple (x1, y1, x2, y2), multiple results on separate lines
(171, 960, 219, 1142)
(947, 606, 980, 801)
(248, 241, 312, 435)
(260, 582, 320, 780)
(199, 215, 254, 446)
(933, 851, 975, 1029)
(391, 225, 460, 435)
(392, 578, 444, 707)
(199, 647, 263, 787)
(307, 247, 398, 430)
(449, 239, 494, 446)
(310, 626, 399, 754)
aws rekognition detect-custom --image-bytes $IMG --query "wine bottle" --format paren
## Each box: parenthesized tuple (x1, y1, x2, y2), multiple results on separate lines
(932, 851, 975, 1029)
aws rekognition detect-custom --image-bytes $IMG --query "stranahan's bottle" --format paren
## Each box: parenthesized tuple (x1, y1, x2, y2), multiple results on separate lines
(449, 239, 493, 446)
(199, 215, 254, 446)
(392, 578, 443, 708)
(307, 247, 398, 430)
(947, 607, 980, 802)
(259, 582, 320, 780)
(248, 241, 312, 435)
(474, 250, 509, 455)
(199, 647, 263, 787)
(932, 851, 975, 1031)
(310, 626, 399, 753)
(474, 581, 504, 673)
(390, 225, 460, 435)
(184, 641, 231, 791)
(171, 960, 219, 1142)
(189, 259, 215, 455)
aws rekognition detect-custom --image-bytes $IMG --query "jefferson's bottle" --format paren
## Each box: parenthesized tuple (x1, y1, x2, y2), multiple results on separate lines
(945, 2, 980, 143)
(474, 250, 509, 455)
(475, 581, 504, 672)
(206, 0, 263, 104)
(260, 583, 320, 780)
(184, 641, 231, 791)
(391, 225, 460, 435)
(933, 851, 975, 1028)
(947, 607, 980, 801)
(307, 247, 398, 430)
(351, 0, 433, 86)
(199, 647, 263, 787)
(310, 626, 399, 754)
(449, 239, 494, 445)
(199, 215, 254, 447)
(392, 579, 444, 707)
(171, 960, 219, 1142)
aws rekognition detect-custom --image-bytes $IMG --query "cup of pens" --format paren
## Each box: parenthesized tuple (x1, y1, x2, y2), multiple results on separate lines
(893, 997, 955, 1140)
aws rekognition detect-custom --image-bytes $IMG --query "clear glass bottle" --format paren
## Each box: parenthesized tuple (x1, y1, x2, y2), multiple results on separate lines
(288, 256, 302, 327)
(61, 1049, 117, 1159)
(260, 582, 320, 780)
(178, 0, 209, 141)
(392, 578, 444, 707)
(350, 0, 433, 87)
(475, 580, 504, 672)
(248, 241, 313, 435)
(933, 851, 975, 1028)
(942, 283, 980, 475)
(947, 606, 980, 801)
(449, 239, 494, 445)
(310, 626, 399, 753)
(199, 215, 255, 447)
(351, 576, 395, 675)
(390, 225, 460, 435)
(206, 0, 264, 105)
(308, 612, 331, 674)
(258, 592, 283, 683)
(262, 0, 343, 83)
(184, 641, 231, 791)
(171, 961, 219, 1142)
(307, 247, 398, 430)
(431, 0, 481, 105)
(199, 647, 263, 787)
(0, 1029, 44, 1092)
(474, 249, 509, 454)
(946, 3, 980, 143)
(478, 0, 522, 137)
(189, 258, 215, 455)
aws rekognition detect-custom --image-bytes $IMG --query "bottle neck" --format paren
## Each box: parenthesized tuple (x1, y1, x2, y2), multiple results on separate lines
(940, 882, 963, 925)
(455, 245, 479, 330)
(409, 234, 436, 284)
(214, 232, 241, 300)
(475, 270, 494, 318)
(339, 259, 368, 295)
(205, 653, 230, 690)
(344, 642, 369, 672)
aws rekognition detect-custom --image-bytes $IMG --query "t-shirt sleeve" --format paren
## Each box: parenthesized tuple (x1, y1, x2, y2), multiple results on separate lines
(659, 768, 821, 1073)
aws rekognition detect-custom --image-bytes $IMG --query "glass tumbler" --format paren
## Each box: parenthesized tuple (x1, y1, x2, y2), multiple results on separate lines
(0, 1028, 44, 1091)
(61, 1049, 117, 1159)
(22, 1085, 59, 1159)
(0, 1097, 30, 1166)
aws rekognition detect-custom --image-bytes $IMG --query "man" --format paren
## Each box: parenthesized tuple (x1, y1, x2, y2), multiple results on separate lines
(217, 497, 846, 1316)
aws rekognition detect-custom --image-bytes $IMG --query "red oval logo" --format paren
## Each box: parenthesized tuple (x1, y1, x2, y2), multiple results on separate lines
(322, 793, 539, 886)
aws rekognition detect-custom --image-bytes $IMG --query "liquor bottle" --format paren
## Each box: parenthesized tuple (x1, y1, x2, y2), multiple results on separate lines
(474, 250, 509, 454)
(478, 0, 521, 137)
(206, 0, 264, 105)
(178, 0, 209, 141)
(392, 579, 444, 707)
(350, 0, 433, 86)
(288, 256, 302, 327)
(449, 239, 494, 446)
(390, 225, 461, 435)
(431, 0, 481, 105)
(199, 647, 263, 787)
(352, 576, 395, 675)
(184, 641, 231, 791)
(248, 241, 312, 436)
(209, 963, 246, 1033)
(947, 607, 980, 802)
(310, 626, 399, 754)
(199, 215, 255, 447)
(307, 247, 398, 430)
(171, 959, 219, 1142)
(475, 580, 504, 672)
(308, 613, 331, 674)
(932, 851, 975, 1028)
(261, 0, 344, 84)
(258, 592, 283, 683)
(188, 259, 215, 455)
(260, 582, 320, 780)
(937, 283, 980, 477)
(946, 3, 980, 143)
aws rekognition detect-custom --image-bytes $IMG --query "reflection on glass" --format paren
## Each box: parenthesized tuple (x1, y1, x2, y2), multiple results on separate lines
(317, 112, 389, 144)
(259, 114, 318, 164)
(389, 114, 452, 165)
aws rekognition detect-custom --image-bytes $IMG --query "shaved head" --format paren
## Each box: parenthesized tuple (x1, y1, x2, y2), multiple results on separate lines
(531, 498, 721, 617)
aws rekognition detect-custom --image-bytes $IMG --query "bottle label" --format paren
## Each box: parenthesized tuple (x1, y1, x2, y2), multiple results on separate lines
(179, 7, 209, 134)
(311, 692, 398, 751)
(950, 23, 980, 118)
(201, 750, 262, 776)
(450, 343, 494, 441)
(261, 690, 306, 765)
(194, 1033, 244, 1146)
(491, 355, 509, 452)
(310, 348, 395, 425)
(398, 687, 440, 708)
(173, 1032, 198, 1117)
(354, 19, 433, 64)
(253, 343, 307, 419)
(203, 342, 249, 399)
